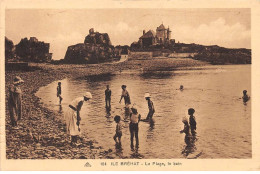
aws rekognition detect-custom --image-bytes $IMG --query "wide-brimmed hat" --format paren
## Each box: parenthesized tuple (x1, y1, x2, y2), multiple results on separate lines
(13, 76, 24, 84)
(144, 93, 151, 98)
(84, 92, 92, 99)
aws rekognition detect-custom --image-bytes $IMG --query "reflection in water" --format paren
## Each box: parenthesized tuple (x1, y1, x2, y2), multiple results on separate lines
(130, 148, 144, 159)
(115, 143, 123, 157)
(105, 106, 111, 117)
(181, 135, 197, 157)
(36, 65, 251, 159)
(140, 71, 173, 79)
(77, 73, 115, 82)
(124, 106, 131, 119)
(59, 105, 63, 113)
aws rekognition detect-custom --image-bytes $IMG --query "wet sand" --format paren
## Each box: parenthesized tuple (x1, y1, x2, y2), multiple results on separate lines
(5, 58, 209, 159)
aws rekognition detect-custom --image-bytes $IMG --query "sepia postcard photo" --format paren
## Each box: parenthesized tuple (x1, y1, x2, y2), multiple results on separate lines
(1, 0, 260, 171)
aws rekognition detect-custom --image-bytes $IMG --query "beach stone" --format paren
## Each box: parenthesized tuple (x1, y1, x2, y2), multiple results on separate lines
(48, 146, 56, 150)
(79, 156, 87, 159)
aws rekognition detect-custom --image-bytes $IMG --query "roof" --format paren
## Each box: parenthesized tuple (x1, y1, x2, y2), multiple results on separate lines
(157, 24, 166, 30)
(139, 30, 156, 39)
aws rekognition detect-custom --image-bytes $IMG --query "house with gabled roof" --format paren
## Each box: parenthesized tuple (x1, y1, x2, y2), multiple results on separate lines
(138, 23, 172, 48)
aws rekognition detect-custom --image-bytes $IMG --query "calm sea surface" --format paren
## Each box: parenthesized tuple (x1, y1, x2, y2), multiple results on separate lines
(36, 64, 251, 158)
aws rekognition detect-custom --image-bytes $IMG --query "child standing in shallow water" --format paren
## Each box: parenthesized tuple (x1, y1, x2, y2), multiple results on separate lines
(57, 82, 63, 105)
(242, 90, 250, 103)
(113, 115, 123, 145)
(144, 93, 155, 120)
(129, 105, 141, 150)
(188, 108, 197, 137)
(180, 117, 192, 146)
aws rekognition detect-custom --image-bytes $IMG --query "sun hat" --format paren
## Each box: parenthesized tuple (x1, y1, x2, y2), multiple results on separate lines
(84, 92, 92, 99)
(144, 93, 151, 98)
(13, 76, 24, 85)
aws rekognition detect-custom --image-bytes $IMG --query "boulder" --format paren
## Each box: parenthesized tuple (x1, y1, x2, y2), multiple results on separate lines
(63, 28, 118, 64)
(15, 37, 52, 63)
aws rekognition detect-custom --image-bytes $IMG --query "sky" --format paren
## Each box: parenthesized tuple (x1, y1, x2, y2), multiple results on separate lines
(6, 9, 251, 60)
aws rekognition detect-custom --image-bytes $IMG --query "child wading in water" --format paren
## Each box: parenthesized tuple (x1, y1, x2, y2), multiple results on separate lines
(188, 108, 197, 137)
(180, 85, 184, 91)
(57, 82, 63, 105)
(119, 85, 131, 106)
(129, 105, 141, 150)
(180, 117, 192, 146)
(105, 85, 111, 109)
(144, 93, 155, 121)
(180, 117, 194, 156)
(242, 90, 250, 103)
(113, 115, 123, 146)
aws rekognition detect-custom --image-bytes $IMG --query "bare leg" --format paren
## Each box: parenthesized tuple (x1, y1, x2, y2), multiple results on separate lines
(113, 134, 118, 143)
(135, 126, 139, 148)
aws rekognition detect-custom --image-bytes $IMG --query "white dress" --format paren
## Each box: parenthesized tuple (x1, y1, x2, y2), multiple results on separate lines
(64, 97, 84, 136)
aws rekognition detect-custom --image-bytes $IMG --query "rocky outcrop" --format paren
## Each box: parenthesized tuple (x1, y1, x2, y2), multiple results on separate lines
(15, 37, 52, 63)
(84, 28, 112, 46)
(64, 43, 114, 64)
(193, 48, 251, 64)
(64, 28, 118, 64)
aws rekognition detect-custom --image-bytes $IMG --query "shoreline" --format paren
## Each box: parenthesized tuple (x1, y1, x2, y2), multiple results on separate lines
(5, 58, 210, 159)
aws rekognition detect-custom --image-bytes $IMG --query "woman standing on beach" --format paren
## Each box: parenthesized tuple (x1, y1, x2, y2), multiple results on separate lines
(65, 92, 92, 145)
(8, 76, 24, 129)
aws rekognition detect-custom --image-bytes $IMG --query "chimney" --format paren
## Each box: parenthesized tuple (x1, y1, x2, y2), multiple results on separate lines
(143, 30, 146, 35)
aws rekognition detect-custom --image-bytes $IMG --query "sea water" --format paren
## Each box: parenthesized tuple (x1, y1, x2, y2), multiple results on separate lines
(36, 64, 251, 158)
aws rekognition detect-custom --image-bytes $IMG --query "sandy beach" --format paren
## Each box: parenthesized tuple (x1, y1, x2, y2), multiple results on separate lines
(5, 58, 209, 159)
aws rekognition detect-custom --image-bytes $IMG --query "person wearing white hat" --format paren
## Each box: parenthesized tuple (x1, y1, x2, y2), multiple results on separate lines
(144, 93, 155, 120)
(8, 76, 24, 128)
(65, 92, 92, 145)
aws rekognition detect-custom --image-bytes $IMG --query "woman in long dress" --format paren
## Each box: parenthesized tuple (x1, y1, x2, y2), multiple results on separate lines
(65, 92, 92, 145)
(8, 76, 24, 129)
